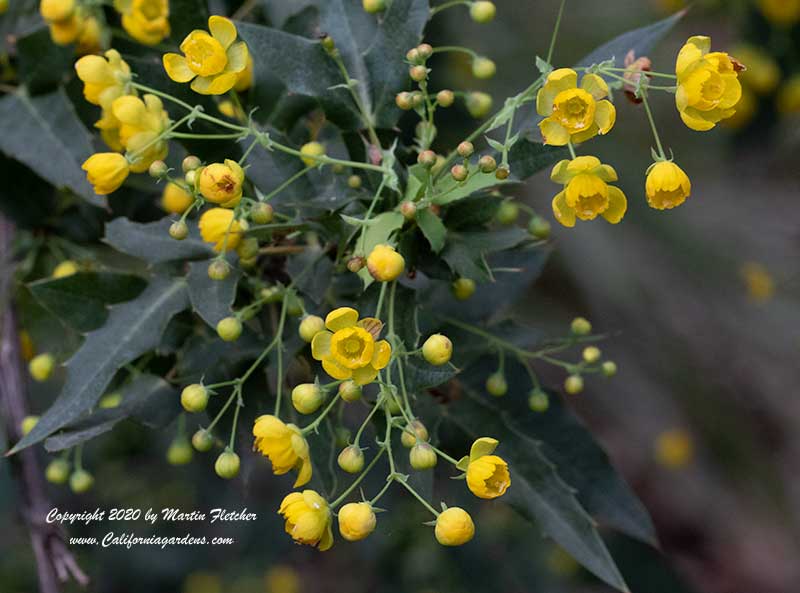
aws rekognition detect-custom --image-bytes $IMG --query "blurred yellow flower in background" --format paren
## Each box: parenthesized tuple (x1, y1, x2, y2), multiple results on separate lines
(740, 261, 775, 303)
(757, 0, 800, 27)
(655, 428, 693, 469)
(265, 565, 301, 593)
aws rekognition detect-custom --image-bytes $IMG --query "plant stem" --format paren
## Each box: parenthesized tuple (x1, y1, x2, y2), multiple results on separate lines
(330, 447, 386, 509)
(641, 91, 666, 159)
(546, 0, 568, 64)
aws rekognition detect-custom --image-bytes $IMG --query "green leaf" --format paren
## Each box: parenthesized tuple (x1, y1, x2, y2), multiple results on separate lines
(287, 249, 334, 305)
(432, 171, 510, 206)
(168, 0, 209, 42)
(416, 207, 447, 253)
(43, 374, 181, 452)
(401, 356, 457, 394)
(0, 89, 103, 207)
(186, 260, 241, 327)
(104, 217, 214, 264)
(354, 211, 405, 286)
(441, 228, 530, 282)
(16, 26, 73, 93)
(9, 275, 189, 454)
(576, 10, 686, 72)
(508, 138, 568, 181)
(27, 272, 147, 333)
(445, 390, 629, 592)
(236, 21, 360, 129)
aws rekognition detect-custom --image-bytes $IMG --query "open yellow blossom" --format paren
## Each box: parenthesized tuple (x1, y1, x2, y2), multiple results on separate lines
(198, 160, 244, 207)
(645, 161, 691, 210)
(311, 307, 391, 385)
(48, 13, 83, 45)
(536, 68, 616, 146)
(549, 156, 627, 227)
(163, 16, 249, 95)
(278, 490, 333, 550)
(161, 181, 194, 214)
(82, 152, 130, 195)
(199, 208, 242, 252)
(758, 0, 800, 27)
(112, 94, 170, 172)
(75, 50, 134, 109)
(337, 502, 376, 541)
(675, 36, 742, 132)
(94, 108, 123, 151)
(434, 507, 474, 546)
(464, 437, 510, 499)
(253, 414, 312, 487)
(114, 0, 169, 45)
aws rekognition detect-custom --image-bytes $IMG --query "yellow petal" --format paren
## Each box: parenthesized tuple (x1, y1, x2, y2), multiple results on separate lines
(539, 117, 570, 146)
(311, 331, 333, 360)
(677, 36, 710, 77)
(225, 41, 249, 73)
(593, 163, 618, 183)
(293, 457, 312, 487)
(580, 73, 609, 100)
(370, 340, 391, 370)
(536, 68, 578, 116)
(318, 524, 334, 551)
(163, 53, 195, 83)
(719, 74, 742, 109)
(469, 436, 498, 462)
(209, 15, 237, 49)
(594, 100, 616, 134)
(570, 122, 599, 144)
(680, 109, 715, 131)
(552, 190, 576, 227)
(322, 357, 352, 381)
(111, 95, 146, 126)
(351, 365, 379, 386)
(191, 72, 239, 95)
(601, 186, 627, 224)
(550, 159, 573, 184)
(325, 307, 358, 331)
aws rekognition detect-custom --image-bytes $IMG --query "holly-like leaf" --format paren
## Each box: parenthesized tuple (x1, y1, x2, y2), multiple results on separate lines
(432, 170, 510, 206)
(416, 207, 447, 253)
(43, 374, 181, 452)
(401, 356, 457, 394)
(508, 138, 568, 181)
(287, 249, 335, 305)
(28, 272, 147, 333)
(441, 228, 530, 282)
(445, 389, 629, 592)
(16, 26, 73, 93)
(9, 275, 189, 454)
(168, 0, 209, 42)
(104, 217, 214, 264)
(186, 260, 241, 327)
(0, 89, 103, 207)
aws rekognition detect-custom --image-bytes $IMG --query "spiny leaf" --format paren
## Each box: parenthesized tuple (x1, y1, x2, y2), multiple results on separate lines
(104, 217, 214, 264)
(186, 260, 241, 327)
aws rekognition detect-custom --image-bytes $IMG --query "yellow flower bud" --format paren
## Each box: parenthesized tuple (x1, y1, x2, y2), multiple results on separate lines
(466, 92, 493, 118)
(495, 201, 519, 225)
(299, 315, 325, 343)
(181, 384, 209, 413)
(401, 419, 429, 448)
(29, 353, 55, 382)
(82, 153, 130, 195)
(40, 0, 74, 22)
(452, 277, 476, 300)
(52, 260, 79, 278)
(470, 0, 496, 23)
(167, 439, 193, 465)
(466, 454, 510, 499)
(292, 383, 325, 415)
(192, 429, 214, 451)
(251, 202, 274, 224)
(170, 221, 189, 241)
(757, 0, 800, 27)
(362, 0, 386, 13)
(528, 390, 549, 412)
(48, 14, 82, 45)
(216, 317, 242, 342)
(45, 459, 70, 484)
(199, 160, 244, 207)
(300, 141, 326, 167)
(366, 244, 405, 282)
(564, 374, 584, 395)
(434, 507, 474, 546)
(570, 317, 591, 335)
(199, 208, 243, 252)
(214, 450, 240, 479)
(409, 442, 438, 470)
(601, 361, 617, 377)
(207, 259, 231, 281)
(485, 372, 507, 397)
(337, 445, 364, 474)
(645, 161, 691, 211)
(338, 380, 362, 403)
(76, 16, 102, 55)
(19, 330, 35, 362)
(69, 469, 94, 493)
(161, 181, 194, 214)
(338, 502, 376, 541)
(472, 57, 496, 80)
(582, 346, 601, 364)
(422, 334, 453, 366)
(21, 415, 39, 436)
(100, 392, 122, 408)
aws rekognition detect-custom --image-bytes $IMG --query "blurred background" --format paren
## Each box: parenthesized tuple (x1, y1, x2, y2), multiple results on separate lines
(2, 0, 799, 592)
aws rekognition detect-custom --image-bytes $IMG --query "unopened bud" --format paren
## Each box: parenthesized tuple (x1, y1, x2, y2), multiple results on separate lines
(169, 220, 189, 240)
(347, 175, 362, 189)
(409, 65, 428, 82)
(149, 160, 168, 178)
(478, 155, 497, 173)
(182, 155, 202, 172)
(347, 256, 366, 273)
(451, 164, 468, 182)
(457, 141, 474, 157)
(339, 380, 362, 403)
(436, 89, 454, 107)
(418, 150, 437, 167)
(215, 450, 240, 479)
(400, 200, 417, 220)
(337, 445, 365, 474)
(495, 165, 510, 180)
(208, 259, 231, 280)
(251, 202, 274, 224)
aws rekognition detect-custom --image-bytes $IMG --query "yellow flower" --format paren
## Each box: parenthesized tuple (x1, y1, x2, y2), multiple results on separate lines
(675, 36, 742, 132)
(198, 159, 244, 207)
(311, 307, 391, 385)
(645, 161, 691, 210)
(264, 566, 300, 593)
(655, 429, 693, 469)
(253, 414, 312, 487)
(29, 353, 55, 382)
(112, 94, 170, 172)
(75, 50, 134, 109)
(758, 0, 800, 27)
(278, 490, 333, 550)
(366, 244, 405, 282)
(49, 14, 83, 45)
(234, 54, 254, 92)
(777, 74, 800, 114)
(549, 156, 627, 227)
(464, 437, 510, 499)
(0, 0, 7, 14)
(218, 99, 244, 119)
(536, 68, 616, 146)
(337, 502, 376, 541)
(40, 0, 74, 23)
(82, 152, 130, 195)
(114, 0, 169, 45)
(198, 207, 242, 252)
(434, 507, 474, 546)
(732, 44, 780, 95)
(299, 141, 325, 167)
(76, 16, 103, 55)
(161, 181, 194, 214)
(740, 261, 775, 303)
(19, 330, 35, 362)
(163, 16, 249, 95)
(52, 260, 79, 278)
